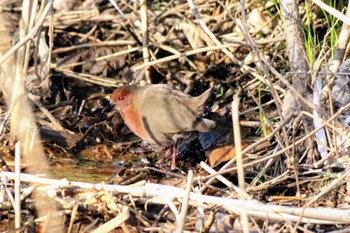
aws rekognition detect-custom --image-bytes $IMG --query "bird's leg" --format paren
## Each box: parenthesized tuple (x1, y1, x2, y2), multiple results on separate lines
(156, 149, 171, 167)
(171, 140, 178, 170)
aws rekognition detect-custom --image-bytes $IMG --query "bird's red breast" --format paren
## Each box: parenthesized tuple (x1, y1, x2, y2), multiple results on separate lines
(111, 87, 153, 143)
(111, 84, 215, 146)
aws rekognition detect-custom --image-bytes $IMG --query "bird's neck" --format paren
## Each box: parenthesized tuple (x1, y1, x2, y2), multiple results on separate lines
(122, 104, 150, 141)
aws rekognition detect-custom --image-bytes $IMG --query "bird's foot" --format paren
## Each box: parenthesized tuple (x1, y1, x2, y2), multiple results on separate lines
(169, 167, 186, 175)
(156, 149, 172, 165)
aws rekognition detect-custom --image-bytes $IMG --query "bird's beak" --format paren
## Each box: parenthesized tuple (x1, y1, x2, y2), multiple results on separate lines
(102, 102, 115, 113)
(110, 101, 121, 111)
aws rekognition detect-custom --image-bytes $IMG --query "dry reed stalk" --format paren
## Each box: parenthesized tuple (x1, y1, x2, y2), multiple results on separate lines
(2, 171, 350, 225)
(232, 94, 249, 232)
(312, 0, 350, 25)
(0, 0, 62, 230)
(176, 170, 193, 233)
(140, 0, 150, 83)
(214, 103, 350, 177)
(91, 206, 130, 233)
(14, 142, 21, 231)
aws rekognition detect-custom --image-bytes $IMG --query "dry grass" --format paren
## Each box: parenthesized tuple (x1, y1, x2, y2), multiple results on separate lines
(1, 0, 350, 232)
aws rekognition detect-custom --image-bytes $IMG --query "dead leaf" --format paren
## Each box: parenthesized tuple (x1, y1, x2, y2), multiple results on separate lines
(80, 144, 113, 161)
(208, 143, 250, 167)
(176, 20, 215, 49)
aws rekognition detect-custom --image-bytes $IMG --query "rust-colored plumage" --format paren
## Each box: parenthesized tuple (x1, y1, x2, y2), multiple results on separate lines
(111, 84, 215, 169)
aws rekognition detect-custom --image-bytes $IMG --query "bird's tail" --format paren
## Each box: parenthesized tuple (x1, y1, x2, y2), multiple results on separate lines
(191, 87, 214, 114)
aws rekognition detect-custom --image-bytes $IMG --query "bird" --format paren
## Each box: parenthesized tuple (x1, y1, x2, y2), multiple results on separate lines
(110, 84, 216, 169)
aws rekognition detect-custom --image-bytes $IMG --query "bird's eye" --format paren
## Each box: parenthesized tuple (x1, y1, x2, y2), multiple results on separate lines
(119, 96, 125, 101)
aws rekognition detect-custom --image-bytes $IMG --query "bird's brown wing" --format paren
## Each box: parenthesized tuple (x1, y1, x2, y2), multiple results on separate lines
(135, 85, 214, 145)
(167, 87, 216, 132)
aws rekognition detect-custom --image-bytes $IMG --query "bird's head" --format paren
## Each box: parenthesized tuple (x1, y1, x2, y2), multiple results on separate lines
(111, 87, 134, 111)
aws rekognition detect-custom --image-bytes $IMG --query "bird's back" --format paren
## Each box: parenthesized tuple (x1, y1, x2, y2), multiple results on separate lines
(134, 85, 215, 145)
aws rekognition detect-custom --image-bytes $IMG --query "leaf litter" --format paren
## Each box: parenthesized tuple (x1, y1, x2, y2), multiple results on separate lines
(0, 0, 350, 232)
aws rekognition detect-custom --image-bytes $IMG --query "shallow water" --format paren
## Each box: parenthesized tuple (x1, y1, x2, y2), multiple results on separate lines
(47, 163, 116, 183)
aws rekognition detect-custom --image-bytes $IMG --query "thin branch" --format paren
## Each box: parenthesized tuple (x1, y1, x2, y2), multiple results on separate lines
(0, 0, 53, 65)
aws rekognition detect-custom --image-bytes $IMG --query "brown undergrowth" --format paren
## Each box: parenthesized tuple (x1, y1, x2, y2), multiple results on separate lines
(1, 0, 350, 232)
